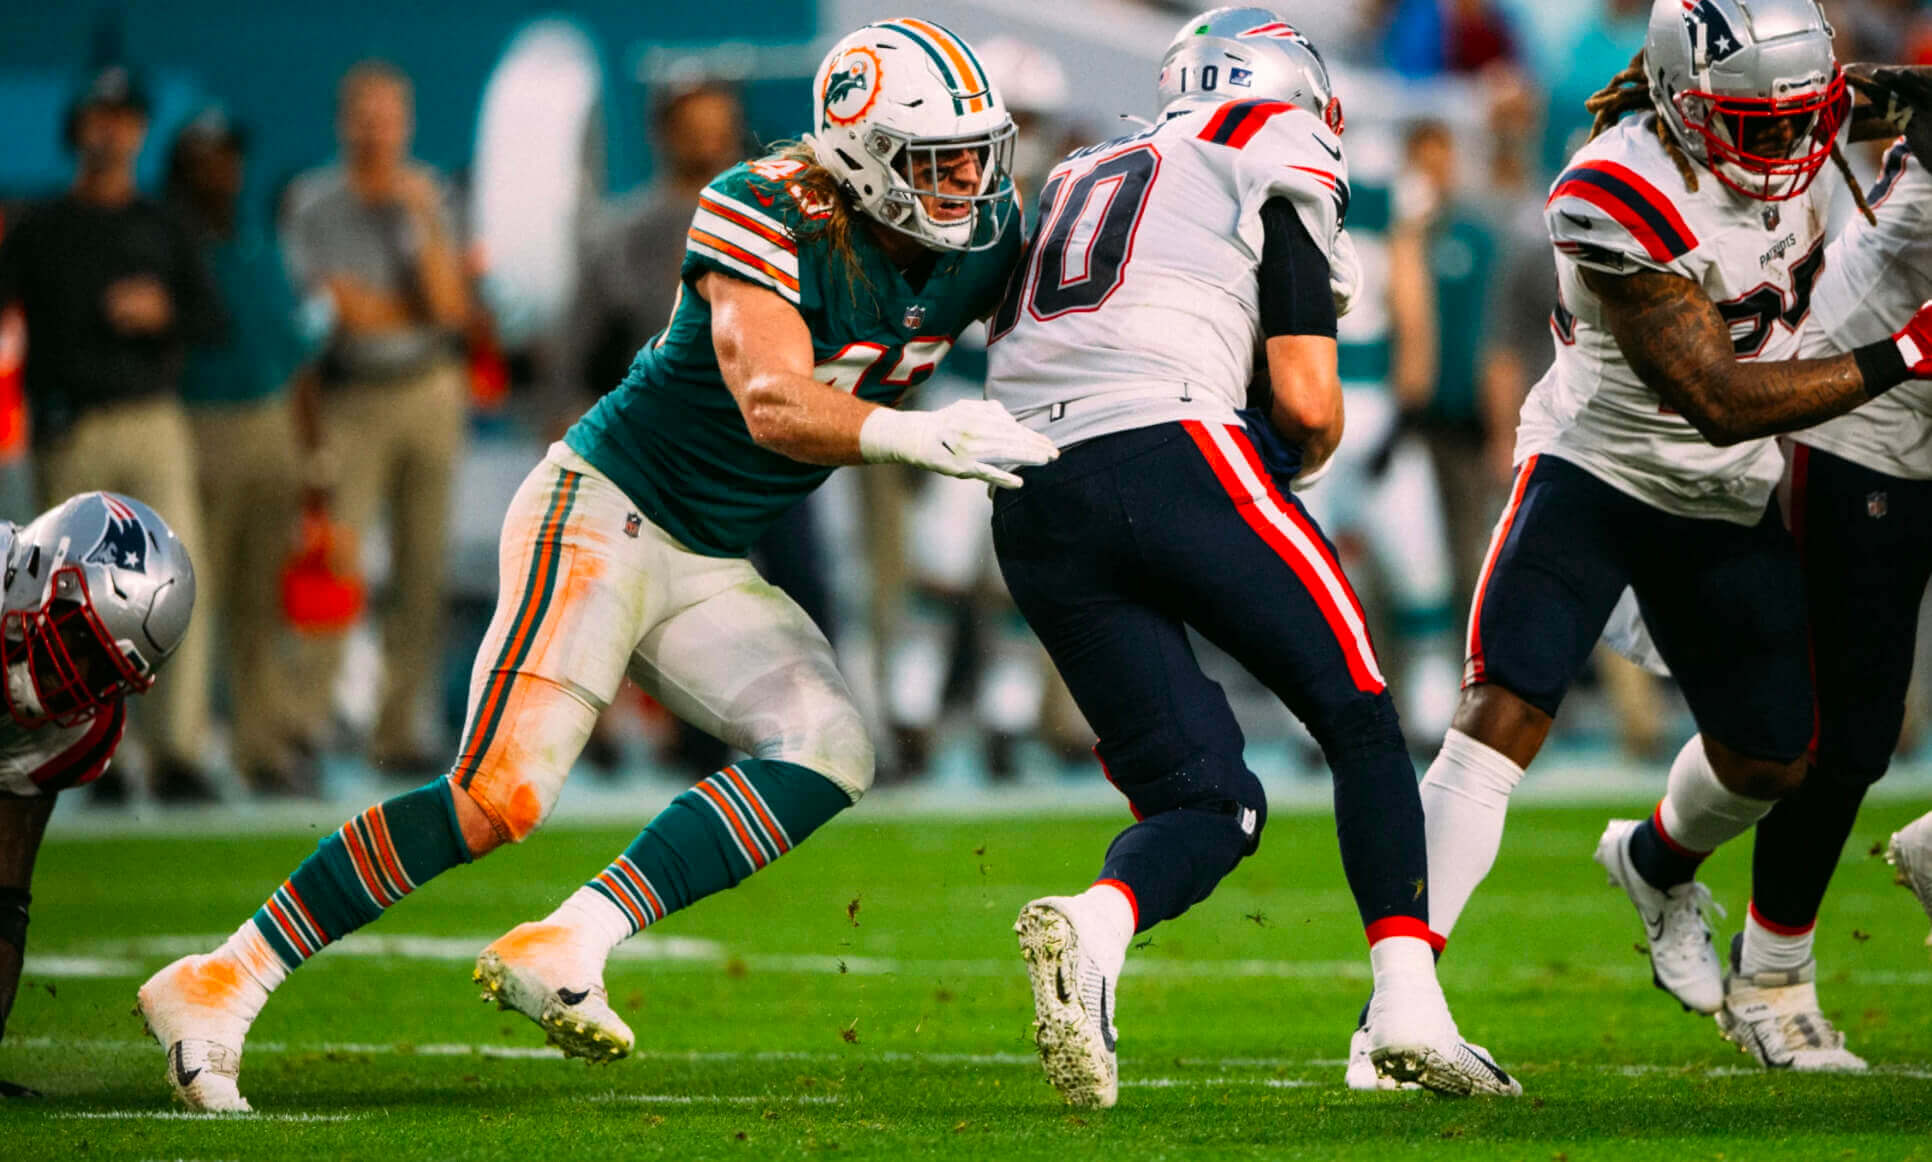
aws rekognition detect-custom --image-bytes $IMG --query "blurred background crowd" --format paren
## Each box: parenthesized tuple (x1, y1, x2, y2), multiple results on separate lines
(2, 0, 1929, 808)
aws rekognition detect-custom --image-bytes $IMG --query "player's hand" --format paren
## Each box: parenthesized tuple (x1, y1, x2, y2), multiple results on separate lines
(1892, 299, 1932, 379)
(1847, 64, 1932, 162)
(1329, 229, 1362, 318)
(859, 399, 1058, 489)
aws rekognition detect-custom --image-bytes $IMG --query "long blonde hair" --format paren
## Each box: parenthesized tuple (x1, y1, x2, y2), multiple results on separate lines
(756, 139, 874, 294)
(1585, 51, 1873, 224)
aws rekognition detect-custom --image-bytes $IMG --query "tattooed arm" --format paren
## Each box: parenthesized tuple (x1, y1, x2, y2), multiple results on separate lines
(1583, 266, 1885, 447)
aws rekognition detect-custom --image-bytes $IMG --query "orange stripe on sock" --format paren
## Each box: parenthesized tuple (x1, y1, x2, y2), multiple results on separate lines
(696, 781, 766, 868)
(610, 859, 659, 921)
(265, 897, 312, 957)
(597, 871, 647, 928)
(283, 883, 328, 945)
(366, 806, 414, 895)
(722, 766, 790, 854)
(340, 825, 394, 908)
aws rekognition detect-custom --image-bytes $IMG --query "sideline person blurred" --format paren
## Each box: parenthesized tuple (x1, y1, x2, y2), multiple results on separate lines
(281, 61, 470, 777)
(0, 66, 221, 803)
(169, 110, 322, 797)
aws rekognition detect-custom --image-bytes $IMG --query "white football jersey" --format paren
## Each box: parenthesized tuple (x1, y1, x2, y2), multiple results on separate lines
(1795, 142, 1932, 479)
(0, 521, 129, 799)
(1517, 115, 1838, 525)
(987, 95, 1351, 447)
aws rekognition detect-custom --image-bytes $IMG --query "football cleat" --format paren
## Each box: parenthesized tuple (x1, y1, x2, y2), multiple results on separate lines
(474, 923, 632, 1062)
(1344, 1024, 1419, 1091)
(1365, 983, 1522, 1097)
(1717, 935, 1867, 1071)
(1595, 818, 1724, 1014)
(1014, 896, 1119, 1108)
(1887, 812, 1932, 948)
(135, 954, 260, 1113)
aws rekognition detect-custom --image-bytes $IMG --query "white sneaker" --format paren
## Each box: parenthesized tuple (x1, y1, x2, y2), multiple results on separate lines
(474, 922, 633, 1061)
(1717, 937, 1867, 1071)
(1365, 984, 1522, 1097)
(1344, 1025, 1418, 1091)
(136, 954, 261, 1113)
(1595, 818, 1724, 1014)
(1014, 897, 1119, 1108)
(1887, 813, 1932, 948)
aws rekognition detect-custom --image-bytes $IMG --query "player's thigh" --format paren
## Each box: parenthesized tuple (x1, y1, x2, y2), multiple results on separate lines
(1460, 455, 1633, 716)
(451, 450, 655, 838)
(629, 565, 872, 799)
(1790, 445, 1932, 777)
(1632, 504, 1811, 764)
(992, 433, 1249, 804)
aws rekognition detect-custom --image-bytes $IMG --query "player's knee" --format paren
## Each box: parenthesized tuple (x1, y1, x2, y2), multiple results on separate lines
(1310, 690, 1405, 769)
(1816, 710, 1906, 788)
(451, 763, 567, 847)
(0, 886, 28, 956)
(1114, 749, 1267, 857)
(777, 694, 875, 802)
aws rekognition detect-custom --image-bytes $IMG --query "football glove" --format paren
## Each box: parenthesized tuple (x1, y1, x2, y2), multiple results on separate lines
(1847, 64, 1932, 163)
(859, 399, 1059, 490)
(1893, 299, 1932, 379)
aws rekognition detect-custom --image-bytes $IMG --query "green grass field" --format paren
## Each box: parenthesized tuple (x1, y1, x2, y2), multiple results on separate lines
(3, 801, 1930, 1160)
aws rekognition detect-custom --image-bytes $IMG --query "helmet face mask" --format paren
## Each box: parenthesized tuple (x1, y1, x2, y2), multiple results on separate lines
(2, 567, 153, 728)
(1647, 0, 1846, 203)
(811, 21, 1018, 253)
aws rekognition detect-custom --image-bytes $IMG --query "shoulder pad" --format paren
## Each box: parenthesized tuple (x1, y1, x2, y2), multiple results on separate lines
(688, 164, 807, 305)
(1547, 158, 1700, 271)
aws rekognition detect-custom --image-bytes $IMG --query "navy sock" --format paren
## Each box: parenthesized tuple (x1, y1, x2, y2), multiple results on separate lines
(1629, 814, 1704, 891)
(1098, 808, 1254, 933)
(1750, 766, 1869, 929)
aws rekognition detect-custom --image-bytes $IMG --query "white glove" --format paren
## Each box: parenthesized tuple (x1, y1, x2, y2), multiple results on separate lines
(859, 399, 1059, 490)
(1329, 228, 1362, 319)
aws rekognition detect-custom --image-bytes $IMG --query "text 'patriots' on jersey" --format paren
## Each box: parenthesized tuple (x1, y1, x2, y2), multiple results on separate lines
(1519, 113, 1839, 524)
(565, 157, 1020, 558)
(987, 97, 1350, 448)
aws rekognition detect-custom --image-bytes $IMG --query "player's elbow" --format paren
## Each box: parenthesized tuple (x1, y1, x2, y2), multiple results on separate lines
(1682, 401, 1750, 447)
(739, 380, 798, 453)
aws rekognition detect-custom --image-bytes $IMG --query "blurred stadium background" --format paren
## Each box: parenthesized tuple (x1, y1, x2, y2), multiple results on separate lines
(4, 0, 1932, 829)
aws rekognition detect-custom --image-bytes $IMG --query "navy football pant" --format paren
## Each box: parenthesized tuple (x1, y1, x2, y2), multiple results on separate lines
(994, 418, 1431, 941)
(1467, 454, 1812, 763)
(1752, 444, 1932, 933)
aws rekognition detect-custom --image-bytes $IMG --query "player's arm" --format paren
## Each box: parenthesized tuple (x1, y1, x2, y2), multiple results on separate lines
(1584, 265, 1932, 446)
(1256, 198, 1344, 474)
(701, 272, 1056, 486)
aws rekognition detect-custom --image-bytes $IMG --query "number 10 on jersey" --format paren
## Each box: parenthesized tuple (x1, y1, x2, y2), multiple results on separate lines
(991, 146, 1162, 339)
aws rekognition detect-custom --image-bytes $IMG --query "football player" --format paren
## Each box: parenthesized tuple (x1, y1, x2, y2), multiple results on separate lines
(1405, 0, 1932, 1061)
(0, 493, 194, 1097)
(988, 8, 1520, 1103)
(1717, 69, 1932, 1068)
(136, 19, 1053, 1112)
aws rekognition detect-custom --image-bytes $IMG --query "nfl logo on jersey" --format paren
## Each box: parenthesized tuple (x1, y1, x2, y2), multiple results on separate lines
(1868, 491, 1889, 518)
(904, 304, 927, 329)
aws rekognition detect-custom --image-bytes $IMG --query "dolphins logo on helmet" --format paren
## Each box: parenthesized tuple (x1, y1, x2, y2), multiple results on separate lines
(821, 46, 882, 127)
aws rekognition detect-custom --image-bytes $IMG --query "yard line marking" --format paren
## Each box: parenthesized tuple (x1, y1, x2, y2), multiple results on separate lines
(20, 955, 144, 979)
(587, 1093, 842, 1105)
(55, 1111, 359, 1121)
(1120, 1077, 1318, 1088)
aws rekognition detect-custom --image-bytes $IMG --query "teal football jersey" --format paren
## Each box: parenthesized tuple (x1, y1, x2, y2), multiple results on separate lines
(567, 157, 1020, 557)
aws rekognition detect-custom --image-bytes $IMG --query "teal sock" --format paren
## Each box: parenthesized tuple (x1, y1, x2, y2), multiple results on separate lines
(584, 760, 852, 935)
(251, 778, 472, 970)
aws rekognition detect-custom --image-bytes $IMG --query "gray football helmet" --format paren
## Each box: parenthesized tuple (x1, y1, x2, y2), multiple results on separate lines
(0, 492, 195, 727)
(1156, 7, 1343, 134)
(1646, 0, 1848, 201)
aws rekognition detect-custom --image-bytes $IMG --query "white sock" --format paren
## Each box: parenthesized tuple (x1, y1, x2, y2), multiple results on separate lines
(1656, 735, 1777, 855)
(546, 886, 635, 956)
(212, 923, 281, 1018)
(1739, 905, 1815, 976)
(1419, 729, 1525, 939)
(1074, 881, 1136, 980)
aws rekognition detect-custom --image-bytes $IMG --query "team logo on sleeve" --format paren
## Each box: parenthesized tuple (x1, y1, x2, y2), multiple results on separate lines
(822, 46, 883, 127)
(83, 495, 148, 573)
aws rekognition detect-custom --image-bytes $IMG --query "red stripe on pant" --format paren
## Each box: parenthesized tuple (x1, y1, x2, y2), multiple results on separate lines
(1466, 455, 1539, 686)
(1181, 421, 1385, 694)
(1365, 915, 1446, 951)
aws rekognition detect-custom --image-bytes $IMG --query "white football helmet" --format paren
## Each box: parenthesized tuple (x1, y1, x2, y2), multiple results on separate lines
(1156, 7, 1344, 135)
(810, 19, 1017, 252)
(1646, 0, 1848, 201)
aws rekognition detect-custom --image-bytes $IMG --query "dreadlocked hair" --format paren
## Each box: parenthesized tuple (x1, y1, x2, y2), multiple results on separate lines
(757, 140, 876, 299)
(1584, 51, 1875, 225)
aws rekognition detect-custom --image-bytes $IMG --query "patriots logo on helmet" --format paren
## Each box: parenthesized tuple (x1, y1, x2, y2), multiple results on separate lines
(1239, 21, 1323, 64)
(1683, 0, 1745, 64)
(82, 495, 148, 574)
(822, 46, 883, 128)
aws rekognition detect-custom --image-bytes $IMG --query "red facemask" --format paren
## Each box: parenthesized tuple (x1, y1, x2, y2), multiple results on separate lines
(0, 565, 151, 728)
(1676, 70, 1850, 201)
